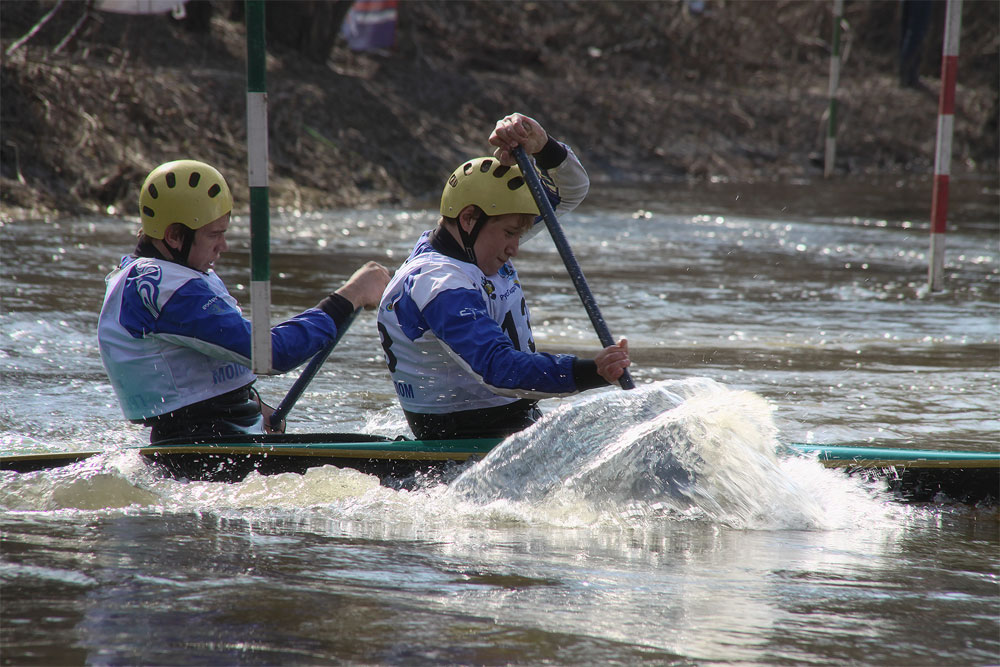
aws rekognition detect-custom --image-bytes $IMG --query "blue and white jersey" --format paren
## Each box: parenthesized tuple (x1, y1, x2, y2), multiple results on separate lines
(377, 145, 590, 414)
(98, 256, 338, 420)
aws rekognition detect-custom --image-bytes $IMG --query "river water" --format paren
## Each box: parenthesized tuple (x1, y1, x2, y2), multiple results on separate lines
(1, 176, 997, 665)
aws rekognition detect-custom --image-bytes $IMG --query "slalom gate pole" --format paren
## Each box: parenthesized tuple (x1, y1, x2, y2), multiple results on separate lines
(246, 0, 273, 372)
(929, 0, 962, 292)
(824, 0, 844, 179)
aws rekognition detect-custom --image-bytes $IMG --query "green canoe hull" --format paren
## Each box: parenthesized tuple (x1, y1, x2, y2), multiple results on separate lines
(3, 435, 997, 504)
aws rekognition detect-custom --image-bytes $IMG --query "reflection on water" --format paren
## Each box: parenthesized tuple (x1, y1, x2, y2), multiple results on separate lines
(1, 179, 997, 664)
(2, 464, 997, 665)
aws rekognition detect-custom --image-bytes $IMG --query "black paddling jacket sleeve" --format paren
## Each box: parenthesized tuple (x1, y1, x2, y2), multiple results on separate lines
(317, 293, 355, 330)
(572, 359, 609, 391)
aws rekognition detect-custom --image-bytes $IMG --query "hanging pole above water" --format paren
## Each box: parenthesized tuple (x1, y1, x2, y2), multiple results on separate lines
(246, 0, 272, 372)
(928, 0, 962, 292)
(824, 0, 844, 179)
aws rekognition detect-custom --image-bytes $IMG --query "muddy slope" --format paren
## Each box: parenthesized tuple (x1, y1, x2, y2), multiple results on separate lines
(1, 0, 996, 220)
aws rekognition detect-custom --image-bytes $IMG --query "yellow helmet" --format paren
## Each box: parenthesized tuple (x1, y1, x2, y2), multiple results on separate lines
(440, 157, 540, 218)
(139, 160, 233, 239)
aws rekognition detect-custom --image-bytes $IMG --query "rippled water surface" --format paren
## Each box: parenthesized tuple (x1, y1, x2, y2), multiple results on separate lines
(2, 177, 998, 665)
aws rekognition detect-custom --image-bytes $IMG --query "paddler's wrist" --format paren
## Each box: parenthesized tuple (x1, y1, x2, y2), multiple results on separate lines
(317, 292, 355, 329)
(532, 136, 568, 170)
(571, 358, 609, 391)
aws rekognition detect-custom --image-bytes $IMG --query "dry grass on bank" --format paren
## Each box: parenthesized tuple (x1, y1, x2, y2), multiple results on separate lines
(1, 0, 996, 221)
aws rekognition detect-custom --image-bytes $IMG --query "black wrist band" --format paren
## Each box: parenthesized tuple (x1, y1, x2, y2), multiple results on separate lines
(533, 136, 568, 170)
(317, 292, 355, 329)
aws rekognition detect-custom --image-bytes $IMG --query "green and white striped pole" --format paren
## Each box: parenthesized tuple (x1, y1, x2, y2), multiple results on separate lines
(245, 0, 272, 373)
(824, 0, 844, 179)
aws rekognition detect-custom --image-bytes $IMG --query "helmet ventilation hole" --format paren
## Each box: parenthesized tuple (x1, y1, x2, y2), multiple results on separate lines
(147, 184, 158, 199)
(165, 172, 176, 188)
(493, 165, 510, 177)
(142, 206, 155, 217)
(479, 160, 493, 173)
(188, 172, 201, 188)
(207, 184, 221, 198)
(507, 176, 525, 191)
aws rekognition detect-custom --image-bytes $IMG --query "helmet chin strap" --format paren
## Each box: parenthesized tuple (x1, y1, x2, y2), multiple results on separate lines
(458, 209, 489, 265)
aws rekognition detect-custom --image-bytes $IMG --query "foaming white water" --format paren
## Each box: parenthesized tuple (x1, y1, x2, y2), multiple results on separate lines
(1, 379, 893, 532)
(448, 378, 892, 530)
(0, 450, 166, 511)
(0, 452, 385, 514)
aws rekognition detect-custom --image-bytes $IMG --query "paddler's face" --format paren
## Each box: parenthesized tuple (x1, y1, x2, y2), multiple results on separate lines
(471, 213, 534, 275)
(187, 212, 230, 273)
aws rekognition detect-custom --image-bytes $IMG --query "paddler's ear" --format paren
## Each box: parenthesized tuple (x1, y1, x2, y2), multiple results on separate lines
(457, 206, 479, 234)
(162, 223, 186, 251)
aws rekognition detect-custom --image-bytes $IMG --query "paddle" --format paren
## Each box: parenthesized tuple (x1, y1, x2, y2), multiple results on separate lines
(269, 308, 360, 429)
(511, 145, 635, 390)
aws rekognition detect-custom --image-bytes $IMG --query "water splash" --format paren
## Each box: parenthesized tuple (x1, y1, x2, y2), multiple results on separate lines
(0, 450, 159, 511)
(449, 378, 890, 530)
(1, 378, 892, 531)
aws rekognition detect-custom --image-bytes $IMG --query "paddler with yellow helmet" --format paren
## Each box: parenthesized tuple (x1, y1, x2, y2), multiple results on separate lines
(376, 113, 630, 440)
(98, 159, 390, 442)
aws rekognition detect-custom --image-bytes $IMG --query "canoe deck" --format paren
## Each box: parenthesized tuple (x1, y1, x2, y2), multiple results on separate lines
(793, 444, 999, 504)
(0, 434, 501, 485)
(141, 434, 500, 484)
(2, 435, 997, 504)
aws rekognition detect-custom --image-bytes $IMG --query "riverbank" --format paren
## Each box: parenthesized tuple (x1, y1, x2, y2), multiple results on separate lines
(1, 1, 996, 222)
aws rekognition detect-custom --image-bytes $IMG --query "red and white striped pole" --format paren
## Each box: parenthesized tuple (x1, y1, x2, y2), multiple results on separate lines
(929, 0, 963, 292)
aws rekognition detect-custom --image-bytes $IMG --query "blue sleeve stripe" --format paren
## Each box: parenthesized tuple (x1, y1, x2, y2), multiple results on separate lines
(268, 309, 339, 372)
(394, 290, 429, 342)
(147, 278, 255, 357)
(421, 288, 576, 393)
(118, 283, 157, 338)
(125, 278, 337, 373)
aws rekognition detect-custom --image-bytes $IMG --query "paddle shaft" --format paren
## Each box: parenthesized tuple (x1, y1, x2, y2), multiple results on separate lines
(512, 146, 634, 390)
(269, 308, 360, 428)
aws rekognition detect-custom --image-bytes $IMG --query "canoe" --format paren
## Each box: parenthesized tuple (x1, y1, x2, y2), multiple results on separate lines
(790, 444, 999, 505)
(0, 433, 496, 484)
(2, 435, 997, 504)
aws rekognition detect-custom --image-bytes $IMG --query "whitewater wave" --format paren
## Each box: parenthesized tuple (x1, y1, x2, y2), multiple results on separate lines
(1, 378, 892, 531)
(448, 378, 890, 530)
